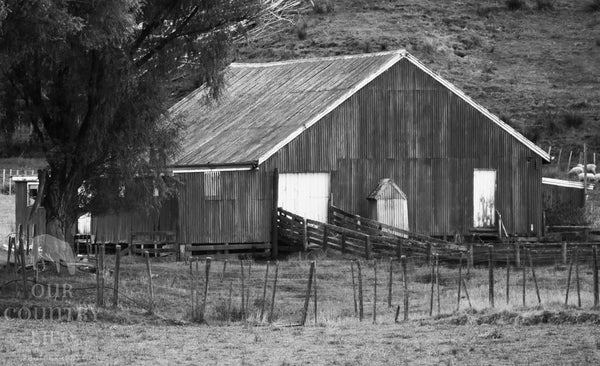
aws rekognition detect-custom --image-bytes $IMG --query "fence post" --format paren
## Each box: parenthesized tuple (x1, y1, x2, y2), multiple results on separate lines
(522, 261, 526, 307)
(515, 242, 521, 268)
(313, 261, 318, 325)
(199, 258, 211, 322)
(268, 262, 279, 323)
(301, 261, 315, 326)
(488, 246, 494, 308)
(18, 225, 28, 299)
(190, 260, 195, 318)
(322, 226, 328, 251)
(373, 260, 377, 324)
(351, 261, 358, 317)
(365, 235, 372, 260)
(341, 234, 346, 254)
(387, 257, 393, 308)
(436, 253, 440, 315)
(575, 247, 581, 308)
(506, 253, 510, 305)
(240, 260, 246, 320)
(401, 255, 409, 321)
(260, 261, 270, 321)
(8, 169, 12, 195)
(113, 245, 121, 308)
(594, 246, 599, 308)
(144, 251, 154, 313)
(565, 253, 574, 306)
(429, 255, 435, 316)
(527, 249, 541, 305)
(357, 260, 364, 321)
(457, 253, 463, 312)
(468, 243, 473, 274)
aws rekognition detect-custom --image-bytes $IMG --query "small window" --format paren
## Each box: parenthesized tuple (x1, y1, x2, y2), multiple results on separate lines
(203, 171, 221, 200)
(27, 183, 38, 207)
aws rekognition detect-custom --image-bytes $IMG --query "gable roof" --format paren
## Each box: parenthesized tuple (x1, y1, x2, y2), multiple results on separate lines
(171, 50, 550, 171)
(367, 178, 407, 201)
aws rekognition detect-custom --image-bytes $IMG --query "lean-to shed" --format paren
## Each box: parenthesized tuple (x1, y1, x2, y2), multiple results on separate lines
(12, 176, 178, 243)
(171, 49, 550, 250)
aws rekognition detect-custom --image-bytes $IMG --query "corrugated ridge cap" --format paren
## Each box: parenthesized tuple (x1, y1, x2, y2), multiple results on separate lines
(230, 49, 407, 68)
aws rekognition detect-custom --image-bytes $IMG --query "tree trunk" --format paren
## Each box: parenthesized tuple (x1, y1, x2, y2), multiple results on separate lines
(42, 168, 81, 249)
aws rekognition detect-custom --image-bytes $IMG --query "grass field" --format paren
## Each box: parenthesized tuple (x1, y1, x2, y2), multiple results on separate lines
(1, 315, 600, 365)
(1, 254, 600, 364)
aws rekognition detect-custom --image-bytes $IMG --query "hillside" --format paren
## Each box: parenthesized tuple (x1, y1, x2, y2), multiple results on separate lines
(236, 0, 600, 161)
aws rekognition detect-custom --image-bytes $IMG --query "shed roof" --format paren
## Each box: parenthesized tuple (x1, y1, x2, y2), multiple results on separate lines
(171, 50, 550, 171)
(367, 178, 407, 201)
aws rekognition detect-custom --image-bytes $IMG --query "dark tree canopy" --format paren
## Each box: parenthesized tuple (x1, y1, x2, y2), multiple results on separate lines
(0, 0, 277, 239)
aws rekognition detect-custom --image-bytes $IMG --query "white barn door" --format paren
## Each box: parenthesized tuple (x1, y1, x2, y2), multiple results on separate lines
(473, 169, 496, 228)
(278, 173, 330, 222)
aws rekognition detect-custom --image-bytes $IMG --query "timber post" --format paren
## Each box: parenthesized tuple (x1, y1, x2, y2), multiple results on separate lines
(271, 168, 279, 259)
(113, 245, 121, 308)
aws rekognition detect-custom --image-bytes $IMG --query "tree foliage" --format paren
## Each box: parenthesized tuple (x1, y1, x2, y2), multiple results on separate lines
(0, 0, 271, 238)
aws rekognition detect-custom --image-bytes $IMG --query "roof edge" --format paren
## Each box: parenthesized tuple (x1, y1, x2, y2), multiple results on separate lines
(542, 177, 593, 189)
(256, 51, 405, 165)
(231, 49, 407, 68)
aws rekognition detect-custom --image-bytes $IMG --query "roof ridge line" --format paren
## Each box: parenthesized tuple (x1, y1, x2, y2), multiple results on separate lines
(232, 49, 407, 68)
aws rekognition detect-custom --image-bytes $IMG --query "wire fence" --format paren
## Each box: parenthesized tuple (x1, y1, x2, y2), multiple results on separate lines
(4, 246, 598, 326)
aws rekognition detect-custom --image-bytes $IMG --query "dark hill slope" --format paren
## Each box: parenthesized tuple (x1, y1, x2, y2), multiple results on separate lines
(236, 0, 600, 157)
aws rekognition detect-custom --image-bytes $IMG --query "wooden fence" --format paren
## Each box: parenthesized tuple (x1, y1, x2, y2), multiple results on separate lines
(278, 207, 466, 261)
(329, 205, 466, 260)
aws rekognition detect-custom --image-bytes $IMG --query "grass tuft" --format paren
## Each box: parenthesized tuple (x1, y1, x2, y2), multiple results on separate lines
(585, 0, 600, 12)
(506, 0, 525, 10)
(536, 0, 554, 10)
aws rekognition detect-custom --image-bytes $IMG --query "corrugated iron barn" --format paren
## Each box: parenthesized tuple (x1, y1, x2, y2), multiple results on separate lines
(171, 50, 552, 250)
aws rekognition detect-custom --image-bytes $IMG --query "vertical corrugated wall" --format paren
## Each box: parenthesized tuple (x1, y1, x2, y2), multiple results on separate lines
(177, 170, 272, 244)
(262, 58, 543, 237)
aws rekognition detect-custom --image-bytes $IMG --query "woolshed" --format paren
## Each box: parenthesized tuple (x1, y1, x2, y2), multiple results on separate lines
(12, 176, 178, 244)
(169, 49, 551, 252)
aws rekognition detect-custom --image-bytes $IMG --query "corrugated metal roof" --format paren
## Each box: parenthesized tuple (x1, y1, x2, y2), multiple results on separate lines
(542, 177, 593, 190)
(172, 50, 550, 169)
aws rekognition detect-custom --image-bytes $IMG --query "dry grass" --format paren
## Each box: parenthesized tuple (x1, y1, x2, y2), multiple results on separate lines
(1, 255, 600, 364)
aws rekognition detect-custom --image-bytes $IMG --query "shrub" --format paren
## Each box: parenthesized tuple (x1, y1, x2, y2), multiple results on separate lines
(585, 0, 600, 12)
(506, 0, 525, 10)
(562, 111, 584, 129)
(536, 0, 554, 10)
(296, 20, 307, 40)
(313, 0, 335, 14)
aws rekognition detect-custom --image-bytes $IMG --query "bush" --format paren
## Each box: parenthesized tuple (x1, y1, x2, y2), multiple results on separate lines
(296, 20, 307, 40)
(536, 0, 554, 10)
(562, 111, 585, 129)
(313, 0, 335, 14)
(506, 0, 525, 10)
(585, 0, 600, 12)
